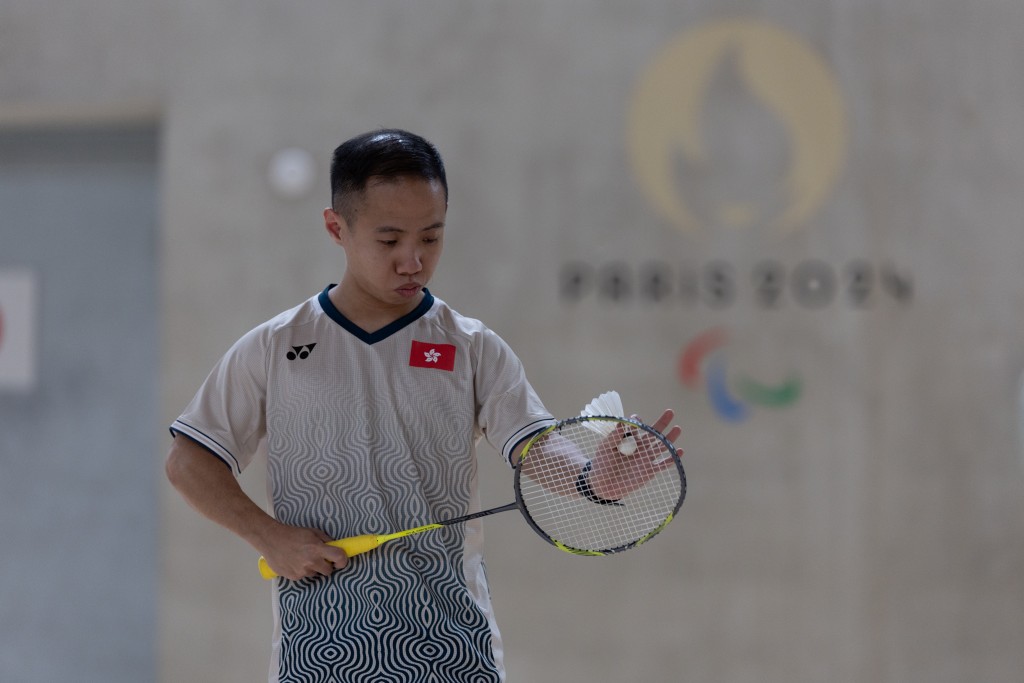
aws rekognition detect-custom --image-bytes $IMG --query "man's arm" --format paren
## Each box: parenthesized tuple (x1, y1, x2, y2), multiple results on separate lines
(165, 435, 348, 580)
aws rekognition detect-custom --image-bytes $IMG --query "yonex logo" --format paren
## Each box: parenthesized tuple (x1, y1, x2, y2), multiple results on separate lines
(679, 327, 800, 422)
(286, 344, 316, 360)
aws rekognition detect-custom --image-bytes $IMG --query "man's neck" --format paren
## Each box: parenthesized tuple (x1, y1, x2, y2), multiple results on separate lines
(328, 281, 424, 334)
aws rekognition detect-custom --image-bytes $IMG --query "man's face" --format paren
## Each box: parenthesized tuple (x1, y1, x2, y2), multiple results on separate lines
(325, 176, 447, 311)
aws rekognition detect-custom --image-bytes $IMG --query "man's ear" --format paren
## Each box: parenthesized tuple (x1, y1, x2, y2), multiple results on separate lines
(323, 208, 347, 246)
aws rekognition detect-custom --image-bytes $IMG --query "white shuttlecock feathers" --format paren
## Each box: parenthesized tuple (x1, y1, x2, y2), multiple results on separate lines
(579, 390, 626, 437)
(580, 390, 625, 419)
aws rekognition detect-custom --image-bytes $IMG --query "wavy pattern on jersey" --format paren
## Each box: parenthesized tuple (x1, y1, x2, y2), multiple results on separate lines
(266, 349, 500, 682)
(275, 536, 501, 681)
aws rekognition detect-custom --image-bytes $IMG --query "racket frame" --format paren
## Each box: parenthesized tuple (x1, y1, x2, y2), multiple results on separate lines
(513, 415, 686, 556)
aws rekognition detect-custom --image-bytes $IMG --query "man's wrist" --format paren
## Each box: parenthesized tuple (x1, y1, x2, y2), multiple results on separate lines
(575, 461, 623, 506)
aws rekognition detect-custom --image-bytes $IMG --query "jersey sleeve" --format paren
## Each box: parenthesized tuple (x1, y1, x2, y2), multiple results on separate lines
(473, 328, 556, 466)
(169, 325, 269, 475)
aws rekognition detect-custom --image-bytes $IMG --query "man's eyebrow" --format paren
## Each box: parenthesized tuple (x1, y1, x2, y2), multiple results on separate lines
(373, 222, 445, 234)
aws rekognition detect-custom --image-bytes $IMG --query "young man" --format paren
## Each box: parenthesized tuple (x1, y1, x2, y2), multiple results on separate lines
(166, 129, 680, 682)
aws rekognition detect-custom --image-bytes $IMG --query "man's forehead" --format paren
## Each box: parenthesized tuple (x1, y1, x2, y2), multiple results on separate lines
(365, 174, 441, 189)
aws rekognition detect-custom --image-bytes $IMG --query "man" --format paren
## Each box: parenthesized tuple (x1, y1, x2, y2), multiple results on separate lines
(166, 129, 680, 682)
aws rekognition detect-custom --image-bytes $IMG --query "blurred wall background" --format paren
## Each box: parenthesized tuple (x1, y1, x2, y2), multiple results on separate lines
(0, 126, 160, 680)
(2, 1, 1024, 682)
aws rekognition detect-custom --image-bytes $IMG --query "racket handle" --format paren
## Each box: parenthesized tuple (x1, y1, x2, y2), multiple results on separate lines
(257, 534, 383, 580)
(327, 534, 382, 556)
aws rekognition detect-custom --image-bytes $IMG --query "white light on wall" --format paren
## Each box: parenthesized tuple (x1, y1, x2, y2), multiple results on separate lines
(0, 267, 38, 392)
(268, 147, 316, 200)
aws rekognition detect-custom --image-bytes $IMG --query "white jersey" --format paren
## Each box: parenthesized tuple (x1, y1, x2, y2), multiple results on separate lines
(171, 287, 554, 683)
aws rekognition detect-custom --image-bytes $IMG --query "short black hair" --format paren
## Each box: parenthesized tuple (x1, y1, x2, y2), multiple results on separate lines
(330, 129, 448, 223)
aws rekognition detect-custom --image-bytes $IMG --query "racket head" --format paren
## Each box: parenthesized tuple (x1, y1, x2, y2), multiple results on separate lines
(513, 415, 685, 556)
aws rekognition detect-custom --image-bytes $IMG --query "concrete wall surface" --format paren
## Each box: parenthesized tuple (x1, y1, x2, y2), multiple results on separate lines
(2, 1, 1024, 681)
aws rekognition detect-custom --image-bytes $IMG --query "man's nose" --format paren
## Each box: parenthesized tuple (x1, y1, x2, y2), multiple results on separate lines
(397, 248, 422, 274)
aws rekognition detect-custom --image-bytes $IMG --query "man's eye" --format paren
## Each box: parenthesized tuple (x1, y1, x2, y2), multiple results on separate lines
(379, 240, 398, 247)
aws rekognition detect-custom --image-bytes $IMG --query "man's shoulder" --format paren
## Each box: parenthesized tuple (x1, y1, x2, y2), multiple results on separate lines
(263, 293, 323, 332)
(231, 292, 324, 352)
(425, 294, 489, 337)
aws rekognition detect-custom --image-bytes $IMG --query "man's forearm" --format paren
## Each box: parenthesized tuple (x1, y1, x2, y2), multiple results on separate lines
(164, 436, 281, 553)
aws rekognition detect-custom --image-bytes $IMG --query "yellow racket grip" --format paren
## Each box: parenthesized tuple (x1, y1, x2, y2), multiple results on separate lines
(257, 534, 382, 580)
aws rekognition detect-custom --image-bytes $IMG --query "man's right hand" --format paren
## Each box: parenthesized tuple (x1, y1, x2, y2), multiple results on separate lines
(256, 523, 350, 581)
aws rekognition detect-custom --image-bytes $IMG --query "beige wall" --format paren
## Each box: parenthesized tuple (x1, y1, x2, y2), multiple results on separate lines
(4, 1, 1024, 681)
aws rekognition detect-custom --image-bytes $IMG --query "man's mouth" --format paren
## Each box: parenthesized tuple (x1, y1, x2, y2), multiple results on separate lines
(396, 283, 422, 296)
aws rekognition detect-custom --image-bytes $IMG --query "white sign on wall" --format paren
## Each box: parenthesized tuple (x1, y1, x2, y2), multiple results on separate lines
(0, 268, 38, 391)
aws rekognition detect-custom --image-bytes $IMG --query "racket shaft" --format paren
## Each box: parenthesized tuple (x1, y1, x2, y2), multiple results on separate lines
(258, 503, 519, 579)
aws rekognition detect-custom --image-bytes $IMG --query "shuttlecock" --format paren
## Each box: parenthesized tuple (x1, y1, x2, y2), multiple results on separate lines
(580, 390, 624, 419)
(617, 433, 638, 456)
(579, 391, 625, 438)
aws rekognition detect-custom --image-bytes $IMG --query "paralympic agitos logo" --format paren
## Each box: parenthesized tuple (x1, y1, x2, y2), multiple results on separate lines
(680, 328, 801, 422)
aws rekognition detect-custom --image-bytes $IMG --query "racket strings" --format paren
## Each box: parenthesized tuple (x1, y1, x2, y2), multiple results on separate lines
(517, 419, 683, 553)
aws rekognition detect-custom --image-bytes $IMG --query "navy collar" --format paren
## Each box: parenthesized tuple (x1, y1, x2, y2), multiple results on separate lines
(318, 285, 434, 344)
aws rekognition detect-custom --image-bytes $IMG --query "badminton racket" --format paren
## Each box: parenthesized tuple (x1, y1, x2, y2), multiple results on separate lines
(258, 415, 685, 579)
